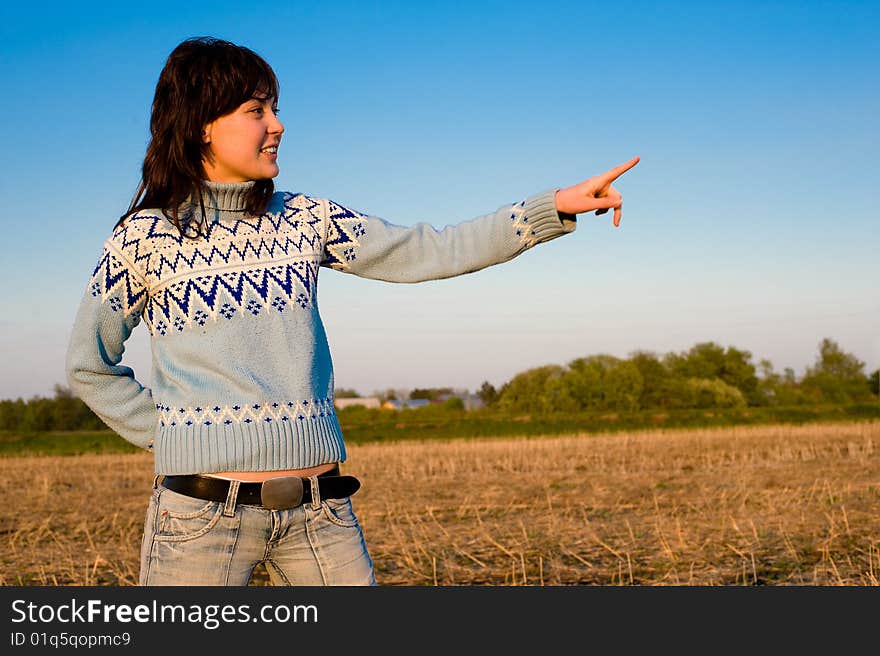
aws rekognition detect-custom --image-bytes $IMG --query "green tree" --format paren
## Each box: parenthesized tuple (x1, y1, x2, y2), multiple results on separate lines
(757, 360, 808, 406)
(565, 356, 606, 410)
(664, 342, 759, 404)
(380, 388, 404, 403)
(441, 397, 465, 412)
(563, 355, 643, 411)
(410, 387, 453, 401)
(497, 365, 566, 413)
(654, 377, 745, 409)
(20, 397, 52, 434)
(684, 378, 747, 408)
(477, 381, 499, 406)
(628, 351, 671, 409)
(334, 388, 361, 398)
(757, 358, 780, 405)
(0, 398, 26, 430)
(51, 384, 81, 429)
(870, 369, 879, 396)
(602, 360, 643, 411)
(542, 372, 581, 413)
(800, 338, 871, 403)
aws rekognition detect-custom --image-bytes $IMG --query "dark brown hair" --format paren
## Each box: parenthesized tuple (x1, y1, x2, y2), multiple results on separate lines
(118, 37, 279, 235)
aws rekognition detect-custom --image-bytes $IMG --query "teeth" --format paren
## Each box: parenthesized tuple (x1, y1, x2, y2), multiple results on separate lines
(261, 146, 277, 153)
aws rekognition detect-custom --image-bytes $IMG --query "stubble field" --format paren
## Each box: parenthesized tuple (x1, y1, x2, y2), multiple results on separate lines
(1, 420, 878, 585)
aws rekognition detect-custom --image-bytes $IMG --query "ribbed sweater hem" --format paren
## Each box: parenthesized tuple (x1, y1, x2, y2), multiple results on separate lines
(153, 413, 347, 475)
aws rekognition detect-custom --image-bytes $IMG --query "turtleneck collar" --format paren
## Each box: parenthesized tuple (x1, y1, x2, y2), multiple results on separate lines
(200, 179, 257, 213)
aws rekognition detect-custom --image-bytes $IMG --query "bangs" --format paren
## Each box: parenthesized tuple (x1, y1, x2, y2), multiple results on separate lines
(165, 38, 279, 121)
(213, 47, 280, 116)
(239, 55, 280, 104)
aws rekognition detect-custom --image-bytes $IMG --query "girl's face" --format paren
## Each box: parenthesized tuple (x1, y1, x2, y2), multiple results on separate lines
(202, 95, 284, 183)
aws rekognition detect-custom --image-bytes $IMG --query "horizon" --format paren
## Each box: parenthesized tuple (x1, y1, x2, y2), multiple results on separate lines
(1, 1, 877, 400)
(5, 334, 873, 402)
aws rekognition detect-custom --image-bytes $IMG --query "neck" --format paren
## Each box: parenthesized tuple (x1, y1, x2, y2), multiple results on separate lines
(200, 179, 256, 214)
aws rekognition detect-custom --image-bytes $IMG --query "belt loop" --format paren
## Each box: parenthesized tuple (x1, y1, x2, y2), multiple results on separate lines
(308, 475, 321, 510)
(152, 474, 161, 490)
(223, 480, 241, 517)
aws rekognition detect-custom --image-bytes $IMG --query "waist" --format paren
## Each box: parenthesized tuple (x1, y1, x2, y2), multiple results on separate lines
(204, 462, 339, 482)
(160, 465, 358, 510)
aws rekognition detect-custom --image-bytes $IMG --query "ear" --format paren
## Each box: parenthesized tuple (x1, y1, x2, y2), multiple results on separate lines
(202, 122, 212, 144)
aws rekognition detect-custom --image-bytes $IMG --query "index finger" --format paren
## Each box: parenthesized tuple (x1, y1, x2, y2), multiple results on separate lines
(598, 156, 640, 185)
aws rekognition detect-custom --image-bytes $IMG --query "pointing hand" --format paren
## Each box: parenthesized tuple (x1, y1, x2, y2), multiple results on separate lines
(555, 156, 640, 227)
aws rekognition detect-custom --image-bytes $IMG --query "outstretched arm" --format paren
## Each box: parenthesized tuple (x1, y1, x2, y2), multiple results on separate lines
(320, 187, 576, 283)
(320, 156, 640, 284)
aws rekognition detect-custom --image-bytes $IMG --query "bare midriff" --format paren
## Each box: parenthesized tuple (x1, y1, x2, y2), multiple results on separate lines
(203, 462, 339, 482)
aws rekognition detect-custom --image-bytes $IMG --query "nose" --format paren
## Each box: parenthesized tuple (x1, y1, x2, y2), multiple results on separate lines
(269, 111, 284, 135)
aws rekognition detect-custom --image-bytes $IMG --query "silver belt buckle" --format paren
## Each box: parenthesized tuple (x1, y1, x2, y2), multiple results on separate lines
(260, 476, 304, 509)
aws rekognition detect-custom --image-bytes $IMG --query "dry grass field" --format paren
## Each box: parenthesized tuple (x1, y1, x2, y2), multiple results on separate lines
(1, 420, 878, 586)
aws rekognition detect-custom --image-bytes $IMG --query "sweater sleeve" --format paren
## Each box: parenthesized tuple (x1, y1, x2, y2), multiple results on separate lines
(65, 232, 157, 451)
(320, 188, 577, 282)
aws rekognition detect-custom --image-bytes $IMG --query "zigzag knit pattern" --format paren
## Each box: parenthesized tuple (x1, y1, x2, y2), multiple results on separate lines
(90, 193, 330, 336)
(89, 245, 148, 320)
(322, 199, 367, 271)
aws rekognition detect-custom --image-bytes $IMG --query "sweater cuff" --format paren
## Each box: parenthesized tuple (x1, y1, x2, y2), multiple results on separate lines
(522, 188, 577, 244)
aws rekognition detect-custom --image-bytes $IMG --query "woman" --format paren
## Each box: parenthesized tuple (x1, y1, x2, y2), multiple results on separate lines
(65, 36, 639, 586)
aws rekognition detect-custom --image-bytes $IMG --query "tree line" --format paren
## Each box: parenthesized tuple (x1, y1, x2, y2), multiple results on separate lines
(478, 338, 878, 413)
(1, 338, 877, 434)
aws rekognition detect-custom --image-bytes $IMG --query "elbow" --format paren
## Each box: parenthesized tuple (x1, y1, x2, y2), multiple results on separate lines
(65, 362, 85, 400)
(65, 345, 92, 400)
(66, 369, 87, 400)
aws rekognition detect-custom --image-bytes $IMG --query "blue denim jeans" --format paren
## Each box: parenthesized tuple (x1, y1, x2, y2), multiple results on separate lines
(138, 475, 376, 586)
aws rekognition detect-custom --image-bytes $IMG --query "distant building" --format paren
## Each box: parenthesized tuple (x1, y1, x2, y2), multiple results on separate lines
(342, 393, 483, 411)
(381, 399, 431, 410)
(462, 395, 485, 411)
(334, 397, 381, 409)
(431, 392, 485, 411)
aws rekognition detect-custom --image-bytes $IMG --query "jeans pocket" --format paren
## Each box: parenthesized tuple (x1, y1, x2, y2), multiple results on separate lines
(320, 496, 360, 528)
(154, 487, 225, 542)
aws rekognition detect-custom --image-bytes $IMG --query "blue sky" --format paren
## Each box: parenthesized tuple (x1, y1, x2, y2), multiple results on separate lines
(1, 0, 877, 400)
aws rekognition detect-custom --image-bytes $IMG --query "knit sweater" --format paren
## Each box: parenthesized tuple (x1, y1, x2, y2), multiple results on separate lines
(66, 181, 577, 474)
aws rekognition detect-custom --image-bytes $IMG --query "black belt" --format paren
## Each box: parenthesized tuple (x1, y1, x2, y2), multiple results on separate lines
(160, 466, 360, 510)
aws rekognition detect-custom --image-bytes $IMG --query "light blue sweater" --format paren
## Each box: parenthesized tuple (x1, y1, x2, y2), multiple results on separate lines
(66, 181, 576, 474)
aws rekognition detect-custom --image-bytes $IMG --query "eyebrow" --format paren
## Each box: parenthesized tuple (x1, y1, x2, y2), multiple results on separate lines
(249, 94, 276, 104)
